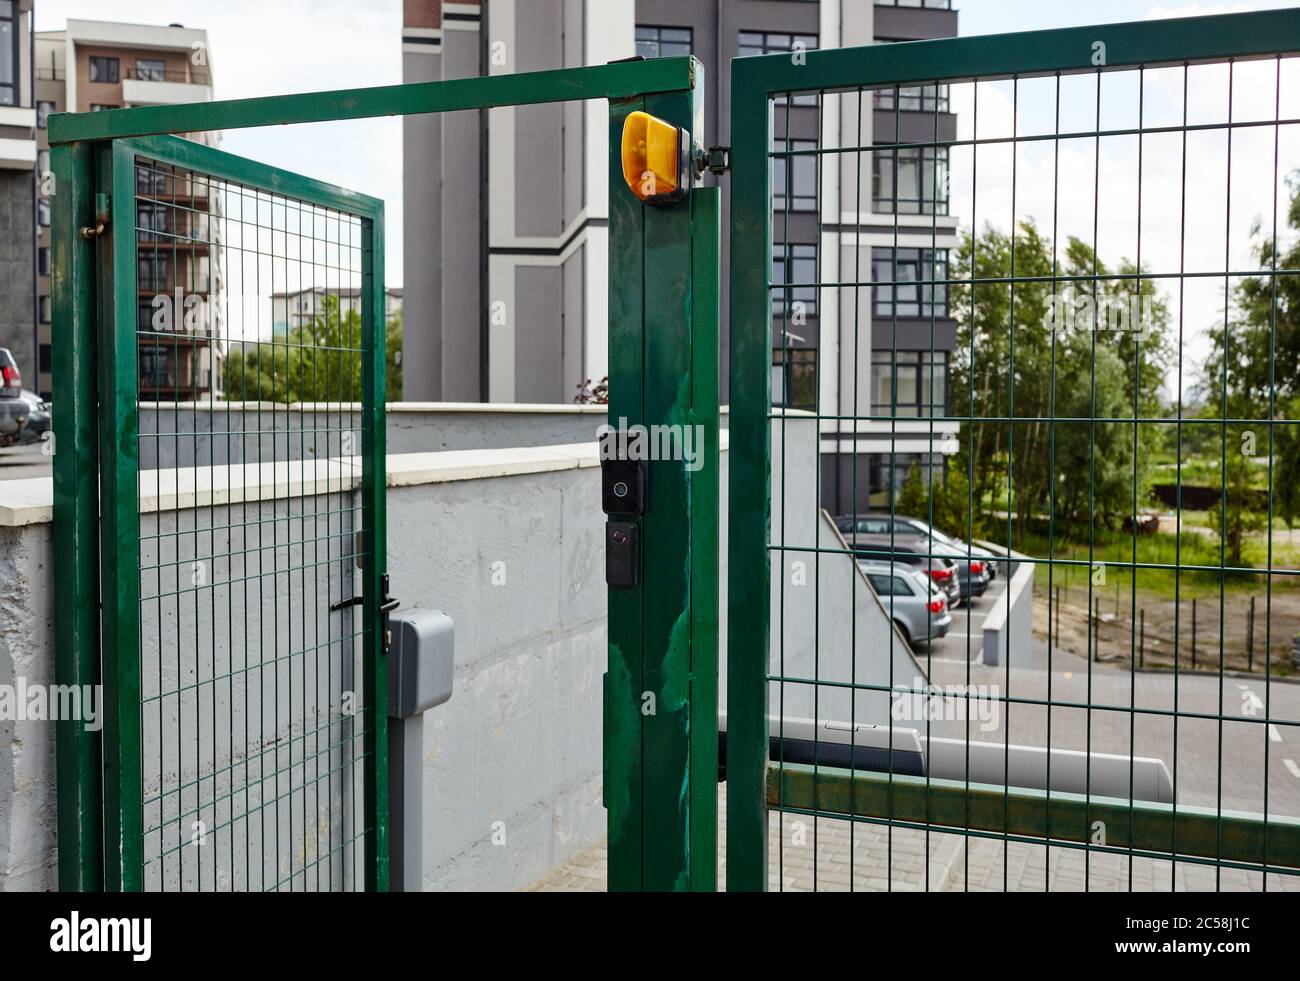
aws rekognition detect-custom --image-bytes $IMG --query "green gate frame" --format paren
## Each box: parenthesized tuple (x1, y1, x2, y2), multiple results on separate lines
(726, 8, 1300, 891)
(51, 57, 719, 892)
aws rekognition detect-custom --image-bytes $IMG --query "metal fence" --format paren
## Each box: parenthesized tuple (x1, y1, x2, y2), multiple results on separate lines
(727, 9, 1300, 892)
(51, 58, 717, 892)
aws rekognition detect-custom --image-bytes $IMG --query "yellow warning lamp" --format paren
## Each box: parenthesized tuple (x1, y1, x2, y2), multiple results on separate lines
(621, 110, 691, 205)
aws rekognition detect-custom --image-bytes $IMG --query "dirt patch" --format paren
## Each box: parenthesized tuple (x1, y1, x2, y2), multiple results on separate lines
(1032, 585, 1300, 676)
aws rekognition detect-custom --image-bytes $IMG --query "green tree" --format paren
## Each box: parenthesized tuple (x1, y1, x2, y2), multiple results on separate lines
(895, 460, 929, 521)
(1200, 171, 1300, 554)
(931, 464, 983, 543)
(949, 219, 1172, 536)
(224, 294, 403, 403)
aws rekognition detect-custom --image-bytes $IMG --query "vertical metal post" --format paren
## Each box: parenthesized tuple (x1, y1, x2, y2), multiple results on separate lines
(52, 139, 104, 891)
(605, 60, 717, 891)
(98, 140, 144, 891)
(1192, 598, 1198, 670)
(362, 212, 390, 892)
(726, 56, 773, 892)
(1248, 595, 1255, 672)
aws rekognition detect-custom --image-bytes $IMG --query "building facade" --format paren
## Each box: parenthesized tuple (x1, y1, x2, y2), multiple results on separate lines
(0, 0, 35, 393)
(34, 19, 219, 399)
(402, 0, 959, 511)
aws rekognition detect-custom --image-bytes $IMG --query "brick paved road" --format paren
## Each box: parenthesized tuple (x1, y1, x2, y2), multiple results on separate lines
(529, 645, 1300, 892)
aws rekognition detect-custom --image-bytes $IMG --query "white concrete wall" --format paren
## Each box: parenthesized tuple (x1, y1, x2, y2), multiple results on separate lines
(0, 409, 918, 891)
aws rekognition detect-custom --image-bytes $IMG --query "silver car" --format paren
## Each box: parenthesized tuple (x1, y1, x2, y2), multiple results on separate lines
(859, 561, 951, 648)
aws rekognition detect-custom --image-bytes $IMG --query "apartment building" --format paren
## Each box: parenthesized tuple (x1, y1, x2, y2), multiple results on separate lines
(0, 1, 35, 391)
(401, 0, 959, 510)
(271, 286, 404, 337)
(33, 19, 220, 399)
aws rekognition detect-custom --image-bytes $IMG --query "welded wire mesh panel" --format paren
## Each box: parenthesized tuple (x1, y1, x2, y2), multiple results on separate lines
(760, 49, 1300, 891)
(130, 151, 374, 891)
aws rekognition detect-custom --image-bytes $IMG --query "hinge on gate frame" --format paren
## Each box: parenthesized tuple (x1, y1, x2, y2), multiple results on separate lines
(80, 192, 110, 239)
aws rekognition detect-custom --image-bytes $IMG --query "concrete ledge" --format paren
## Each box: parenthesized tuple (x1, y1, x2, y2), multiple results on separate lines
(0, 432, 730, 527)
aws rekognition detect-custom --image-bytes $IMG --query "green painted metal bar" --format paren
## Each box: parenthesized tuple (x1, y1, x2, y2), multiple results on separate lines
(726, 54, 773, 893)
(768, 764, 1300, 872)
(688, 187, 721, 892)
(99, 139, 146, 891)
(729, 8, 1300, 96)
(605, 61, 716, 891)
(639, 81, 700, 893)
(604, 93, 646, 892)
(52, 140, 104, 892)
(362, 207, 389, 892)
(114, 134, 384, 221)
(48, 58, 697, 145)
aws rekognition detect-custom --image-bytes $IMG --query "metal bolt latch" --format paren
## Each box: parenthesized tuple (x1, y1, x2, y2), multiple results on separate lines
(697, 145, 730, 176)
(81, 192, 111, 238)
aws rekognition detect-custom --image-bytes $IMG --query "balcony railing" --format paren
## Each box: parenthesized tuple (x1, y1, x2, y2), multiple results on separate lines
(124, 67, 212, 86)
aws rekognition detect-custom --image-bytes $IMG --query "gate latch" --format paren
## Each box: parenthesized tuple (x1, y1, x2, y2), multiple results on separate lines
(698, 145, 730, 176)
(80, 192, 111, 239)
(330, 573, 401, 652)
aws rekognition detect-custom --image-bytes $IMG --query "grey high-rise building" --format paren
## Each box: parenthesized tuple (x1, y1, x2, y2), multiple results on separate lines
(0, 0, 36, 391)
(402, 0, 959, 512)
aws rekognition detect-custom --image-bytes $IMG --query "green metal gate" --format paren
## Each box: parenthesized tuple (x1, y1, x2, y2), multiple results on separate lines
(51, 58, 718, 892)
(728, 9, 1300, 891)
(61, 134, 389, 891)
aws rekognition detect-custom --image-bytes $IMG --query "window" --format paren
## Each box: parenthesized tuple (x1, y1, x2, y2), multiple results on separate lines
(872, 248, 949, 318)
(0, 0, 15, 106)
(138, 255, 169, 292)
(635, 25, 691, 59)
(773, 139, 817, 212)
(772, 243, 818, 316)
(873, 146, 948, 215)
(870, 453, 945, 504)
(37, 149, 49, 178)
(39, 295, 51, 323)
(875, 0, 952, 8)
(136, 164, 169, 195)
(37, 199, 50, 226)
(38, 247, 49, 276)
(772, 348, 817, 412)
(90, 103, 119, 112)
(871, 351, 948, 418)
(38, 344, 52, 374)
(137, 203, 170, 240)
(89, 56, 120, 84)
(139, 345, 171, 388)
(738, 32, 819, 105)
(36, 100, 55, 128)
(867, 574, 914, 597)
(135, 58, 167, 81)
(874, 84, 950, 113)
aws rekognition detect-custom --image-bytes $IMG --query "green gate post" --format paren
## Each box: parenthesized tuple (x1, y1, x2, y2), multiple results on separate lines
(52, 139, 105, 892)
(98, 141, 145, 891)
(606, 59, 720, 891)
(726, 54, 773, 893)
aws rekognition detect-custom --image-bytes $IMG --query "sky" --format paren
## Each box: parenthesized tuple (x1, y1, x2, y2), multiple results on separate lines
(37, 0, 1300, 377)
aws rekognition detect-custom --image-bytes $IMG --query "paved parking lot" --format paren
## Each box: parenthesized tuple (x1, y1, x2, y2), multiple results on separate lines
(529, 577, 1300, 892)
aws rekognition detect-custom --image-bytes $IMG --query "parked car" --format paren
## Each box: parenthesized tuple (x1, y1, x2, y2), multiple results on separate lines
(0, 350, 30, 446)
(836, 511, 999, 579)
(847, 532, 962, 609)
(14, 391, 51, 445)
(858, 560, 951, 647)
(929, 538, 990, 601)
